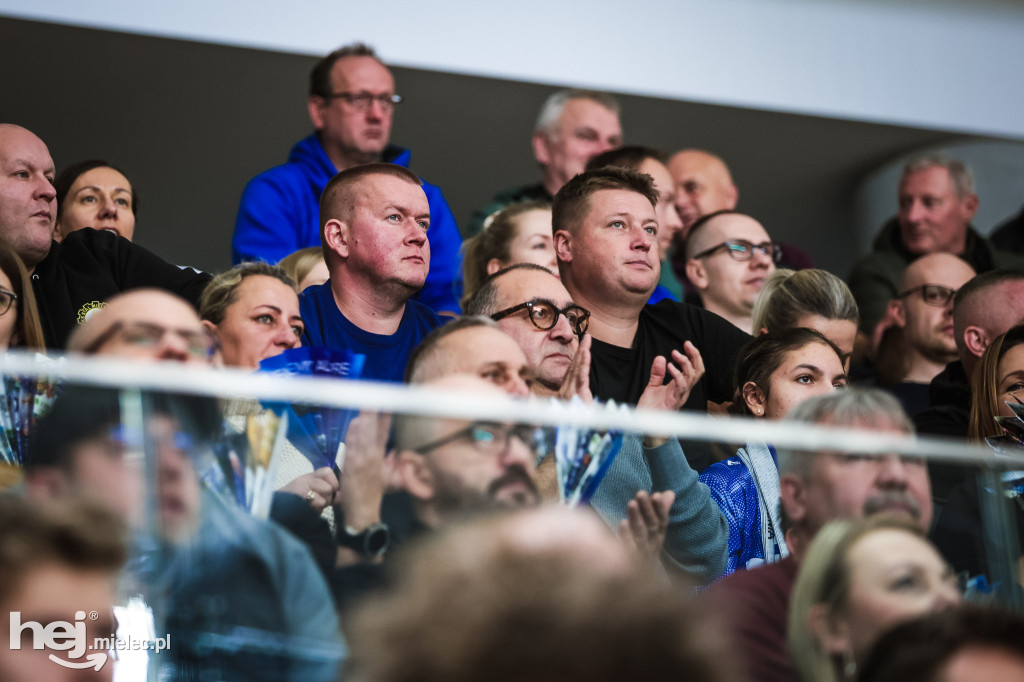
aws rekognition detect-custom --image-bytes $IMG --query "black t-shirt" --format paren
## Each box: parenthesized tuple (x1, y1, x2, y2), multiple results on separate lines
(589, 300, 752, 410)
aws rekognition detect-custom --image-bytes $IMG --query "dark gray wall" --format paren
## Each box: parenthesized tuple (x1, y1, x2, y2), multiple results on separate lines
(1, 16, 1005, 277)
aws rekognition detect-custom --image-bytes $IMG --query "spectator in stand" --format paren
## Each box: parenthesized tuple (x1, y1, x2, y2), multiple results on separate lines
(751, 268, 859, 369)
(667, 149, 813, 295)
(553, 166, 749, 411)
(859, 605, 1024, 682)
(467, 89, 622, 236)
(585, 146, 685, 303)
(348, 505, 738, 682)
(0, 243, 45, 350)
(53, 160, 137, 242)
(915, 270, 1024, 438)
(991, 202, 1024, 255)
(299, 163, 442, 382)
(930, 325, 1024, 582)
(872, 253, 975, 417)
(0, 496, 126, 682)
(847, 154, 1024, 340)
(200, 262, 304, 370)
(460, 200, 556, 309)
(233, 42, 462, 314)
(464, 265, 730, 583)
(278, 246, 329, 292)
(0, 124, 211, 349)
(788, 515, 959, 682)
(683, 210, 780, 333)
(700, 328, 848, 577)
(707, 388, 931, 682)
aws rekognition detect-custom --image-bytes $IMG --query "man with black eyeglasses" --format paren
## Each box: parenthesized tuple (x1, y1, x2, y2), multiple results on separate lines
(874, 253, 975, 417)
(232, 43, 463, 314)
(683, 210, 779, 334)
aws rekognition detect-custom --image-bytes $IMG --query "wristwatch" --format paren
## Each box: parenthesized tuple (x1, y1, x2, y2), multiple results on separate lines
(337, 522, 391, 559)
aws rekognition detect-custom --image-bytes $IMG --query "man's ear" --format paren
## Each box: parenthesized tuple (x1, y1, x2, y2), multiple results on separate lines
(961, 192, 980, 222)
(779, 473, 806, 527)
(308, 96, 327, 130)
(22, 468, 71, 503)
(486, 257, 505, 276)
(531, 131, 551, 166)
(887, 299, 907, 329)
(807, 603, 852, 658)
(963, 324, 989, 360)
(741, 381, 766, 416)
(725, 183, 739, 211)
(553, 229, 573, 264)
(685, 258, 709, 291)
(323, 218, 351, 259)
(395, 451, 435, 501)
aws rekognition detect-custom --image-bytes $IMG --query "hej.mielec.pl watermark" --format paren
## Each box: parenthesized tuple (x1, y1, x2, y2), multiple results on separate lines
(9, 610, 170, 671)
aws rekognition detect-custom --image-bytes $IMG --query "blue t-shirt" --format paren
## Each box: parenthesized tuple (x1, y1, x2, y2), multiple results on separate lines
(299, 282, 442, 383)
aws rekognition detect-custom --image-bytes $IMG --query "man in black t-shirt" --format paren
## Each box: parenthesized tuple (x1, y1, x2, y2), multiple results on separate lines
(552, 167, 751, 412)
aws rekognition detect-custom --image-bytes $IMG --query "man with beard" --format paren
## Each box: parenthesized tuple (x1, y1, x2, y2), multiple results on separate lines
(874, 253, 975, 416)
(707, 388, 933, 682)
(393, 374, 541, 527)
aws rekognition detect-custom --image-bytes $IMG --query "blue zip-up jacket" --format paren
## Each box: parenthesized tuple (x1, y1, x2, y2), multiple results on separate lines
(232, 135, 463, 313)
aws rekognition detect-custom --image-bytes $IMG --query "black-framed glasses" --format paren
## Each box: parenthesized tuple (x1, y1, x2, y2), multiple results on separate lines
(414, 421, 538, 457)
(84, 320, 217, 360)
(692, 239, 782, 263)
(320, 91, 402, 111)
(490, 299, 590, 337)
(897, 284, 957, 308)
(0, 288, 17, 316)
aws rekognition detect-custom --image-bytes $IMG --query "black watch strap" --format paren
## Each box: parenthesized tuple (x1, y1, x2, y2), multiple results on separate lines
(337, 522, 391, 558)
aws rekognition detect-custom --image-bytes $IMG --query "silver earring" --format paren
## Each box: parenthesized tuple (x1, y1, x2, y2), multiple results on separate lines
(842, 649, 856, 681)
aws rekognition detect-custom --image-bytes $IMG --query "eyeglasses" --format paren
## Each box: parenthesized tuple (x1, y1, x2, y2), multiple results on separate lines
(897, 284, 957, 308)
(84, 320, 217, 360)
(0, 288, 17, 316)
(321, 91, 402, 111)
(692, 239, 782, 263)
(490, 299, 591, 337)
(414, 421, 539, 457)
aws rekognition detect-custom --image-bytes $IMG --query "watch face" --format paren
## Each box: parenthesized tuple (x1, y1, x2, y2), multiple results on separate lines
(365, 526, 390, 555)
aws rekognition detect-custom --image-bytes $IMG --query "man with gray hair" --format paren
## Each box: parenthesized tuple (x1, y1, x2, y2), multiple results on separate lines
(708, 387, 932, 682)
(467, 89, 622, 235)
(848, 154, 1024, 337)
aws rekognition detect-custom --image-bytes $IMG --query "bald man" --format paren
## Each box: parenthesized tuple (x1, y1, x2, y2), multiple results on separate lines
(0, 124, 211, 349)
(668, 149, 739, 234)
(67, 288, 215, 363)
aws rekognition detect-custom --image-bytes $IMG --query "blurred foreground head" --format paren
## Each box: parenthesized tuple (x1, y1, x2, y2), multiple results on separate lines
(348, 505, 736, 682)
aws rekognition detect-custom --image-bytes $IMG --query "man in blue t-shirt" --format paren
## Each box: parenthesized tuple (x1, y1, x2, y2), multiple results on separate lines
(300, 163, 442, 382)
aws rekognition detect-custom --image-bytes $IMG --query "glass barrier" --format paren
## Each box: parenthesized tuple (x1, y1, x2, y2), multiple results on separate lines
(1, 351, 1022, 681)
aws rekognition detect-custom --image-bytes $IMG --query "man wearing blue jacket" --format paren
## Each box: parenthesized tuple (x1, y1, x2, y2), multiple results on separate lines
(233, 43, 462, 314)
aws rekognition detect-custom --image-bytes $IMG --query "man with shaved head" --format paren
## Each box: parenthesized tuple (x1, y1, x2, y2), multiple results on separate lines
(683, 210, 779, 333)
(0, 124, 211, 348)
(875, 253, 975, 416)
(668, 149, 739, 235)
(299, 163, 442, 382)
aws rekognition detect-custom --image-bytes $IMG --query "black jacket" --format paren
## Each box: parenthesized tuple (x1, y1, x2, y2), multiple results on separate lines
(30, 229, 211, 349)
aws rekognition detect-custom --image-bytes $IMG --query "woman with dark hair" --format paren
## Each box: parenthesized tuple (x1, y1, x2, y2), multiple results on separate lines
(461, 200, 555, 309)
(700, 328, 848, 577)
(0, 243, 45, 350)
(54, 159, 138, 241)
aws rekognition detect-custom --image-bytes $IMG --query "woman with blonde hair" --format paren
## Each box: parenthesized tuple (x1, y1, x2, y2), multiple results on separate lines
(461, 200, 554, 309)
(967, 324, 1024, 441)
(789, 515, 960, 682)
(278, 246, 328, 292)
(752, 268, 859, 367)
